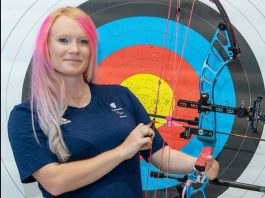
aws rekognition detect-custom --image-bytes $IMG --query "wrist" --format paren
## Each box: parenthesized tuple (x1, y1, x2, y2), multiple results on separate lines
(115, 145, 128, 161)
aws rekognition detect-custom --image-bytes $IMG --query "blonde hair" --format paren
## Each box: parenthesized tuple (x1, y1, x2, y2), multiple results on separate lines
(31, 6, 97, 162)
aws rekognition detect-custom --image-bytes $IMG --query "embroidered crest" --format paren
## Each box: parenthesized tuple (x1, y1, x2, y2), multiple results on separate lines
(110, 102, 127, 118)
(60, 118, 71, 125)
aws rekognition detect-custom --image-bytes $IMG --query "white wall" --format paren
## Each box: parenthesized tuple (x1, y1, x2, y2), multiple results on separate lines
(1, 0, 265, 197)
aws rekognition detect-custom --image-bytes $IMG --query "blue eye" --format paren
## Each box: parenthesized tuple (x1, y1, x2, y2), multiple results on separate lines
(58, 38, 69, 43)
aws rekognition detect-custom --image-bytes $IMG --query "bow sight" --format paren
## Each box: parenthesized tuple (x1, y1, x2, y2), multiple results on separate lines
(177, 93, 265, 135)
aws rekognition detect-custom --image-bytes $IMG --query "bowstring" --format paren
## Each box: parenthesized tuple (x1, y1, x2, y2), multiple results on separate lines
(146, 0, 173, 197)
(171, 1, 197, 198)
(151, 0, 197, 197)
(162, 0, 181, 197)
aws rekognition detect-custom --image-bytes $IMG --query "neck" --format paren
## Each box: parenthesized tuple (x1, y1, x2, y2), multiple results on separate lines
(63, 76, 91, 108)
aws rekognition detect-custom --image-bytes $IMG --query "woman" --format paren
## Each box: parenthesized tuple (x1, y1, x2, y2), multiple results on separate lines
(8, 6, 219, 198)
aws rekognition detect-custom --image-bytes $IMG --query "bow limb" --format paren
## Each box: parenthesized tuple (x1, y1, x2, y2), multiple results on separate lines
(211, 0, 240, 58)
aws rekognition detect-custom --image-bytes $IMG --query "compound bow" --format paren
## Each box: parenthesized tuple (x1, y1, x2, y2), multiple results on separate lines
(149, 0, 265, 197)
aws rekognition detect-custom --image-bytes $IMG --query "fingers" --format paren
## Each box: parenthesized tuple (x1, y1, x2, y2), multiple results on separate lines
(206, 156, 214, 166)
(125, 123, 155, 151)
(120, 123, 156, 160)
(205, 156, 219, 180)
(139, 123, 155, 138)
(146, 120, 155, 128)
(141, 128, 154, 138)
(140, 137, 153, 150)
(135, 123, 145, 130)
(134, 123, 155, 150)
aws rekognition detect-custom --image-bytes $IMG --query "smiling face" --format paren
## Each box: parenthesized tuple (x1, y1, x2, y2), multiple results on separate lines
(48, 15, 90, 78)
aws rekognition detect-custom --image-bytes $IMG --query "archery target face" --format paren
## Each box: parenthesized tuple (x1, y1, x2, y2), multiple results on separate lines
(2, 0, 265, 197)
(93, 15, 236, 191)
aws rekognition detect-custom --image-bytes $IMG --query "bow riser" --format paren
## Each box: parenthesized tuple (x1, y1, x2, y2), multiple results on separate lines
(183, 0, 241, 197)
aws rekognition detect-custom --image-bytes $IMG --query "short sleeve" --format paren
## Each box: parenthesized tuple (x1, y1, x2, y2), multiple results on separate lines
(124, 87, 167, 160)
(8, 102, 59, 183)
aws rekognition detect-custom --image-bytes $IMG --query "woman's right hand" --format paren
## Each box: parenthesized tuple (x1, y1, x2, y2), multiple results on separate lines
(118, 123, 155, 160)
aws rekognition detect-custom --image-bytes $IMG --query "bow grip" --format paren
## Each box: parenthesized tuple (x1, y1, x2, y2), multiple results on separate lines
(195, 146, 213, 172)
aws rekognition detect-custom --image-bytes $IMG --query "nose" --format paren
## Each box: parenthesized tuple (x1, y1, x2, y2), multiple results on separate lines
(68, 41, 79, 54)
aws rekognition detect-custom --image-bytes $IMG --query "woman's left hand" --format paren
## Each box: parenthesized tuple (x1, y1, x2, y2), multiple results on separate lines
(205, 156, 219, 180)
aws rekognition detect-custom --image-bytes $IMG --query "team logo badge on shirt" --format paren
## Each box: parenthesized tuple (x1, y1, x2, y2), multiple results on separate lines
(110, 102, 117, 108)
(60, 118, 71, 125)
(110, 102, 127, 118)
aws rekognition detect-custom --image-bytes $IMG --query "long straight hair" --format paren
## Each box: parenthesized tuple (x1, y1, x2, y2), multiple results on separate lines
(31, 7, 97, 162)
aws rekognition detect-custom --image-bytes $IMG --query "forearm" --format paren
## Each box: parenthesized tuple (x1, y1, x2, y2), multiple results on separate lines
(151, 146, 197, 174)
(34, 123, 154, 196)
(34, 146, 126, 195)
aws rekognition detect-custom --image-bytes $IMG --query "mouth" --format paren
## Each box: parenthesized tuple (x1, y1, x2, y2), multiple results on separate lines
(64, 59, 82, 62)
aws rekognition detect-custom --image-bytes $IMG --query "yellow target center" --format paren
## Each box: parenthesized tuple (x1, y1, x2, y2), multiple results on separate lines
(121, 74, 174, 127)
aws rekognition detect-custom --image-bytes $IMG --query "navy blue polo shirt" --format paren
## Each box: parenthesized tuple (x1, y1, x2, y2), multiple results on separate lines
(8, 83, 166, 198)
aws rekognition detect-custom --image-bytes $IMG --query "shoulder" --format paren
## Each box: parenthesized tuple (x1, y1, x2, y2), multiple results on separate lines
(90, 83, 131, 95)
(9, 100, 31, 119)
(8, 100, 33, 136)
(89, 83, 140, 109)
